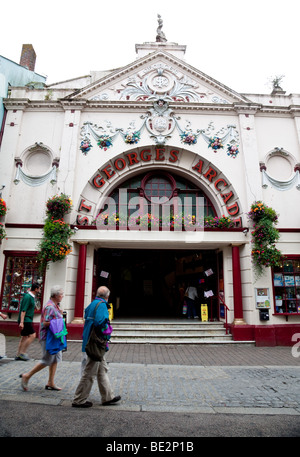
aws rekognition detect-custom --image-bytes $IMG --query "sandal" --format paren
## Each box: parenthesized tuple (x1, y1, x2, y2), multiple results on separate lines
(20, 374, 28, 391)
(45, 385, 62, 391)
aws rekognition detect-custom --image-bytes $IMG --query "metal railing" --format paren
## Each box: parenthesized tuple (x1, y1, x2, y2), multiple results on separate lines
(218, 294, 229, 334)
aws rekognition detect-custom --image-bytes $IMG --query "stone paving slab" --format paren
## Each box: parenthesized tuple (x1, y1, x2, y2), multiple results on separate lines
(3, 336, 300, 366)
(1, 358, 300, 415)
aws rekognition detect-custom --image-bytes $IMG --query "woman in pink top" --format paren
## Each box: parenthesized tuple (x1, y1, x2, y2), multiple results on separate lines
(20, 285, 64, 392)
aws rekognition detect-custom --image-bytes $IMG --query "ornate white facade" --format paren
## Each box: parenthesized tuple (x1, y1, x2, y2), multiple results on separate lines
(1, 32, 300, 345)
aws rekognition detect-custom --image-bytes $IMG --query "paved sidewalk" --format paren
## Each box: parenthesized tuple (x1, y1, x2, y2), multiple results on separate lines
(3, 336, 300, 366)
(0, 337, 300, 416)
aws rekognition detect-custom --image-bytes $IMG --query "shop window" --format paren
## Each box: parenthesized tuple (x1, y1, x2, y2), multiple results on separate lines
(273, 257, 300, 315)
(0, 252, 44, 314)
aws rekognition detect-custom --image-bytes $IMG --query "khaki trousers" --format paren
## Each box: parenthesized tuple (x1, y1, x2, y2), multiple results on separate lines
(73, 354, 114, 405)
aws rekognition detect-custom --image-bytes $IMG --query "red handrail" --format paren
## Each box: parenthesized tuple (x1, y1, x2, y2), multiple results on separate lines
(219, 294, 229, 334)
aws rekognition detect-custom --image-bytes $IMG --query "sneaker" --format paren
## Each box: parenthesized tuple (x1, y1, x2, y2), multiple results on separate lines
(18, 354, 30, 361)
(102, 395, 121, 406)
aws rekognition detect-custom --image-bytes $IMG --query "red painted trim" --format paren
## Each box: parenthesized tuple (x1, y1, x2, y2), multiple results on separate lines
(73, 244, 87, 320)
(232, 245, 244, 321)
(4, 223, 300, 233)
(5, 224, 44, 229)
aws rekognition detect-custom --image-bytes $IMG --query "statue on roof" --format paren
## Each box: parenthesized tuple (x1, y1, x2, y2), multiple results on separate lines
(156, 14, 167, 42)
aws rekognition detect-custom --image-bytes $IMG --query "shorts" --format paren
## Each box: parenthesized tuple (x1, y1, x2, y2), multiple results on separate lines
(20, 322, 36, 336)
(40, 339, 62, 366)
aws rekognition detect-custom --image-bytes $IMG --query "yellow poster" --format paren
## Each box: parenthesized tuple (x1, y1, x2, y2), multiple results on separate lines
(201, 304, 208, 322)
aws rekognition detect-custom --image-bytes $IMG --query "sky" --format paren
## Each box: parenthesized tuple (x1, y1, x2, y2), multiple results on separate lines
(1, 0, 299, 94)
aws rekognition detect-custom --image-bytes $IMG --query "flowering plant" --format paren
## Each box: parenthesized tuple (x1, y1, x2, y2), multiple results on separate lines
(0, 222, 7, 241)
(0, 198, 7, 216)
(38, 193, 74, 270)
(124, 131, 140, 145)
(227, 144, 239, 158)
(80, 139, 93, 155)
(208, 136, 223, 151)
(248, 201, 283, 277)
(46, 194, 73, 219)
(204, 215, 235, 228)
(248, 201, 278, 224)
(180, 132, 197, 145)
(97, 135, 113, 150)
(37, 239, 72, 265)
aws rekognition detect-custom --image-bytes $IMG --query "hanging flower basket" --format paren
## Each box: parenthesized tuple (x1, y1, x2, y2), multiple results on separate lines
(248, 201, 278, 224)
(38, 193, 74, 270)
(97, 135, 113, 150)
(0, 198, 7, 216)
(37, 239, 72, 268)
(248, 201, 284, 277)
(46, 194, 73, 219)
(208, 136, 223, 151)
(0, 222, 7, 241)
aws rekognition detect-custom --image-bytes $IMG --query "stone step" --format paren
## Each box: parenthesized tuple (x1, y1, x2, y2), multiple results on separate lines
(109, 319, 241, 344)
(112, 329, 228, 337)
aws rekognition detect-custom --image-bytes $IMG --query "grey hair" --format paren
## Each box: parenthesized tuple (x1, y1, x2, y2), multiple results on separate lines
(50, 285, 63, 298)
(97, 286, 110, 299)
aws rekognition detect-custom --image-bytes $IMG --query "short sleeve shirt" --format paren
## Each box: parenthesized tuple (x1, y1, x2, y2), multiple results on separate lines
(39, 299, 62, 340)
(18, 292, 35, 323)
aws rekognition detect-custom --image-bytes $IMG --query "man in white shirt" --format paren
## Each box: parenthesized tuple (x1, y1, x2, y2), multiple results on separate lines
(185, 285, 199, 319)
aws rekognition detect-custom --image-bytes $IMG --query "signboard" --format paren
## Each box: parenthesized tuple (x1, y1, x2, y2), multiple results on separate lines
(201, 304, 208, 321)
(255, 288, 270, 309)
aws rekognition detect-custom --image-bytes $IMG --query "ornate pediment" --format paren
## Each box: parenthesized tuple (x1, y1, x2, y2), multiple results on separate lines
(67, 51, 250, 105)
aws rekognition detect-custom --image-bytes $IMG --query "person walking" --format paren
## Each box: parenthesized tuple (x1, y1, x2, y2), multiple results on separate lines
(72, 286, 121, 408)
(20, 285, 65, 392)
(15, 282, 41, 361)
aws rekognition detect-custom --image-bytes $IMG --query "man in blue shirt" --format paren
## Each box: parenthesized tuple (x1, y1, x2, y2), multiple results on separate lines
(72, 286, 121, 408)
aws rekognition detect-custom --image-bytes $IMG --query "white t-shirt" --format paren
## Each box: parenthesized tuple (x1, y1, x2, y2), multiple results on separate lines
(185, 287, 198, 300)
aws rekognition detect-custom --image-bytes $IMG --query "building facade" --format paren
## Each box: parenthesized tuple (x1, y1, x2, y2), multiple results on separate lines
(0, 34, 300, 345)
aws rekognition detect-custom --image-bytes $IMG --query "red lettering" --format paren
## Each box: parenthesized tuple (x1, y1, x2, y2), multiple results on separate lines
(214, 178, 228, 191)
(125, 152, 139, 165)
(93, 174, 105, 188)
(76, 215, 89, 225)
(226, 202, 240, 216)
(140, 149, 152, 162)
(114, 158, 126, 171)
(155, 148, 165, 161)
(192, 160, 204, 174)
(169, 149, 179, 163)
(204, 167, 217, 182)
(232, 217, 242, 227)
(221, 191, 233, 204)
(79, 199, 92, 212)
(101, 165, 115, 179)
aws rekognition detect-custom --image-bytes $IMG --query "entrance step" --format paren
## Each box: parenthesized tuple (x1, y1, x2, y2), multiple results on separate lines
(110, 319, 254, 344)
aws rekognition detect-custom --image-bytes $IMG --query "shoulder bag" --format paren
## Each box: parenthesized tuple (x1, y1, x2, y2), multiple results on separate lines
(85, 302, 107, 361)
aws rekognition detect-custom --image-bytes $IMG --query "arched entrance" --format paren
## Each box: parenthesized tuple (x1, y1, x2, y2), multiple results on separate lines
(92, 169, 222, 319)
(73, 145, 243, 322)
